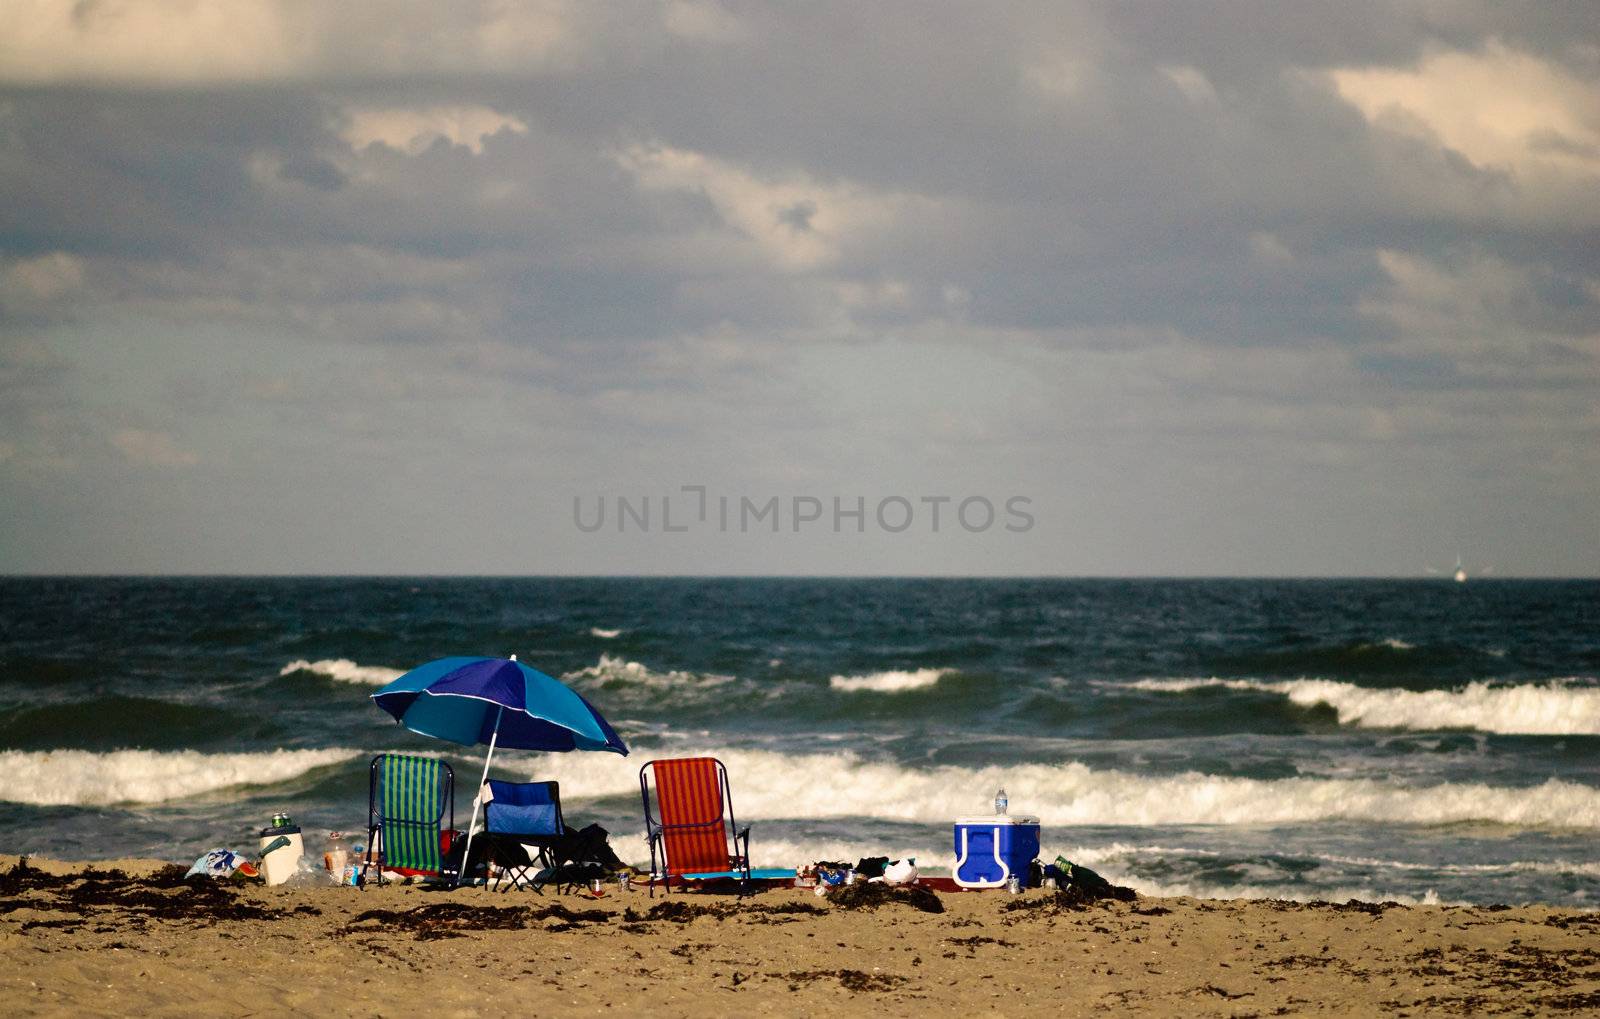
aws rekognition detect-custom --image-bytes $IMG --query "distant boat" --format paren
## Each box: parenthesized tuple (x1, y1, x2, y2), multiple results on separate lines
(1427, 553, 1488, 582)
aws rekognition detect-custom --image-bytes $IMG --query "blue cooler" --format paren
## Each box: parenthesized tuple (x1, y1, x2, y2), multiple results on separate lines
(953, 814, 1040, 888)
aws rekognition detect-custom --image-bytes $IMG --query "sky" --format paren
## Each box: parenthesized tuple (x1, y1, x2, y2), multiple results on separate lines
(1, 1, 1597, 576)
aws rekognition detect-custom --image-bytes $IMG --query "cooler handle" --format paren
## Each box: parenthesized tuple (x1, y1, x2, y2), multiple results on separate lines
(955, 826, 1010, 886)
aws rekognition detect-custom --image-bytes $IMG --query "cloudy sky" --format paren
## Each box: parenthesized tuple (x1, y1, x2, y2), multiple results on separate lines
(2, 1, 1597, 575)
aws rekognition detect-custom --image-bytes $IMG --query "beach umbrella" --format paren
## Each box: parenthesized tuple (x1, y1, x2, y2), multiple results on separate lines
(371, 654, 627, 886)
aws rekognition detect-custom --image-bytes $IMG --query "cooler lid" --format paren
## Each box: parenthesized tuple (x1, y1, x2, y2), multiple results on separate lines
(955, 815, 1039, 826)
(259, 825, 302, 837)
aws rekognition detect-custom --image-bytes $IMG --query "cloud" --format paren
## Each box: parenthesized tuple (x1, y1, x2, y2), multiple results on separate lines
(1, 252, 84, 305)
(661, 0, 749, 43)
(110, 428, 199, 468)
(0, 1, 583, 84)
(0, 1, 761, 86)
(1331, 41, 1600, 177)
(615, 143, 940, 271)
(339, 105, 529, 156)
(1360, 248, 1600, 388)
(2, 2, 1599, 573)
(1160, 64, 1217, 104)
(0, 0, 308, 84)
(1330, 40, 1600, 222)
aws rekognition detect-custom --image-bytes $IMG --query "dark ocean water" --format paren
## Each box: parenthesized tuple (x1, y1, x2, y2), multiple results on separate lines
(2, 577, 1597, 906)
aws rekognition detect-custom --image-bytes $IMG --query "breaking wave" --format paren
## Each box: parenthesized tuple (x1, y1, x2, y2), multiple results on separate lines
(0, 748, 359, 807)
(563, 654, 732, 690)
(588, 628, 622, 639)
(829, 668, 952, 693)
(1363, 638, 1415, 651)
(278, 659, 403, 686)
(518, 746, 1600, 830)
(1118, 677, 1600, 735)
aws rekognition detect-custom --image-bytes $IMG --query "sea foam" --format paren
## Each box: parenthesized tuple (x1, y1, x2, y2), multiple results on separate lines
(1119, 677, 1600, 735)
(278, 659, 403, 686)
(563, 654, 731, 690)
(0, 748, 358, 807)
(588, 628, 622, 639)
(516, 745, 1600, 830)
(829, 668, 952, 693)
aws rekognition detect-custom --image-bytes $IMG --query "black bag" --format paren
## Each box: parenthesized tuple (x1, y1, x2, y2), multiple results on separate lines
(551, 822, 627, 873)
(1065, 862, 1115, 897)
(1063, 861, 1137, 902)
(442, 829, 491, 879)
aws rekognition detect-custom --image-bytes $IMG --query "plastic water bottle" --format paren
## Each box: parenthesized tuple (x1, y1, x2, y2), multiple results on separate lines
(994, 788, 1008, 815)
(323, 831, 347, 881)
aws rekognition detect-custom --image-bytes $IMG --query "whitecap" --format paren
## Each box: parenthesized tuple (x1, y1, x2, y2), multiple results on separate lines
(1361, 638, 1415, 651)
(0, 748, 359, 807)
(510, 746, 1600, 830)
(829, 668, 952, 693)
(1115, 676, 1600, 736)
(562, 654, 731, 690)
(279, 658, 403, 686)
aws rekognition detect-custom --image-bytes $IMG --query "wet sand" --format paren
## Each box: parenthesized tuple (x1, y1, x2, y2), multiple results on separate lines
(3, 855, 1598, 1017)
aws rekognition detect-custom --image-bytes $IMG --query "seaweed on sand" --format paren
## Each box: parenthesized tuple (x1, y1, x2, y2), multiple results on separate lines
(338, 902, 612, 941)
(622, 900, 828, 924)
(1001, 879, 1137, 918)
(779, 969, 909, 992)
(4, 860, 318, 927)
(825, 882, 944, 914)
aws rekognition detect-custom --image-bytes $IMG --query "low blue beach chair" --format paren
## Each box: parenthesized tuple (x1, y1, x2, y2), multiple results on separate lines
(483, 779, 567, 892)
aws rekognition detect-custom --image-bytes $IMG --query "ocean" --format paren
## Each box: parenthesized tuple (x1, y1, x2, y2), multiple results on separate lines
(2, 576, 1597, 907)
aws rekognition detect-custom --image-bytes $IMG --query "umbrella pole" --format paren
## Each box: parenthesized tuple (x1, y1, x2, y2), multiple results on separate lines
(456, 704, 504, 889)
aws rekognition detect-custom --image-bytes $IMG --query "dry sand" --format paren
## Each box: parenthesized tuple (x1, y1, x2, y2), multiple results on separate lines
(3, 854, 1598, 1017)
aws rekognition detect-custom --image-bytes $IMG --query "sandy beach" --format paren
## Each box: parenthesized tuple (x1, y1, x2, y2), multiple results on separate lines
(3, 856, 1597, 1017)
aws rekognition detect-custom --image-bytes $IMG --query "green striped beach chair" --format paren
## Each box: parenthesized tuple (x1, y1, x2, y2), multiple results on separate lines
(365, 753, 455, 885)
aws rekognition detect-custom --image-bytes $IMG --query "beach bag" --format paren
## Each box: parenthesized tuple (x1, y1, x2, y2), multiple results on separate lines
(1056, 858, 1137, 902)
(883, 859, 919, 886)
(547, 822, 628, 873)
(185, 849, 257, 880)
(442, 829, 491, 878)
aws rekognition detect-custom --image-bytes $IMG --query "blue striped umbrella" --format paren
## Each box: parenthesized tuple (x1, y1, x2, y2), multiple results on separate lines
(372, 655, 627, 885)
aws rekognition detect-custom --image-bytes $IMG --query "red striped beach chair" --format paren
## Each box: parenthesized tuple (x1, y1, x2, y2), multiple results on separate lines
(639, 757, 752, 897)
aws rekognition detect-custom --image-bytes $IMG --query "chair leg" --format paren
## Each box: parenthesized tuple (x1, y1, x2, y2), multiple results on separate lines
(647, 835, 661, 898)
(365, 825, 384, 887)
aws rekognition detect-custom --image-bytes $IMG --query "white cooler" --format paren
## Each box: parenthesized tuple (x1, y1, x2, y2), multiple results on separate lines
(258, 825, 304, 886)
